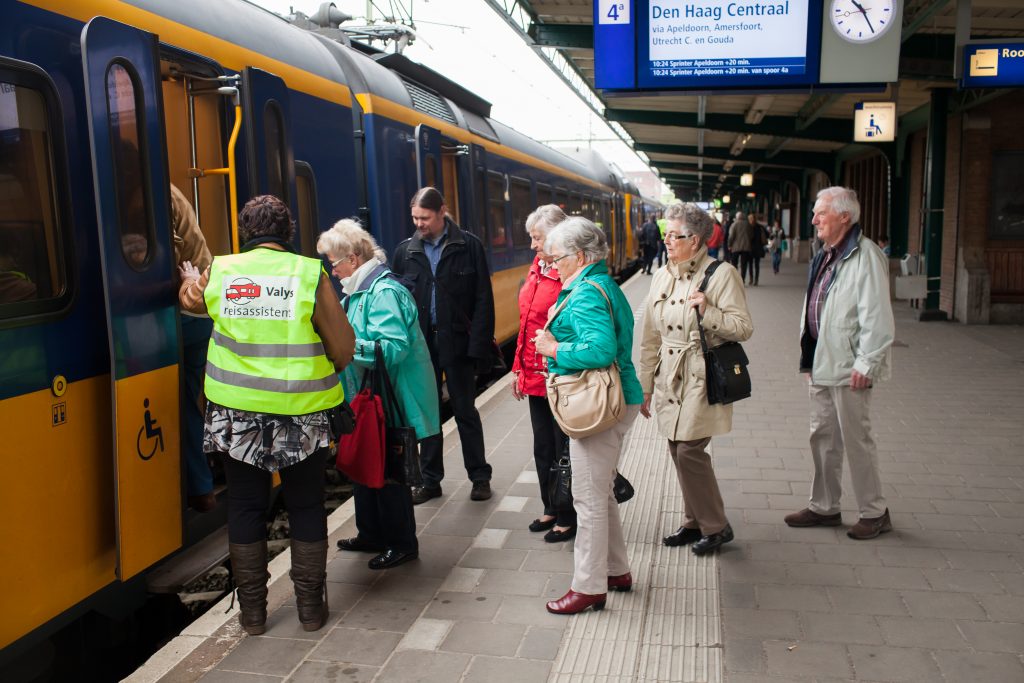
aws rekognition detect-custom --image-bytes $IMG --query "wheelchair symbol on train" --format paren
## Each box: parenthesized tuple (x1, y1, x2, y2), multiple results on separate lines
(136, 398, 165, 460)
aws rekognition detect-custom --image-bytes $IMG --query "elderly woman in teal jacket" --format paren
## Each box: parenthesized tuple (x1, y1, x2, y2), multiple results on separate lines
(318, 219, 439, 571)
(534, 217, 644, 615)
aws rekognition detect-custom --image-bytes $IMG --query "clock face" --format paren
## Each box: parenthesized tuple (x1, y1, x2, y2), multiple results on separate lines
(830, 0, 897, 44)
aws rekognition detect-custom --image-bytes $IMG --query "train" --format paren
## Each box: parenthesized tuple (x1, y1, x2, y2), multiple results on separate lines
(0, 0, 661, 667)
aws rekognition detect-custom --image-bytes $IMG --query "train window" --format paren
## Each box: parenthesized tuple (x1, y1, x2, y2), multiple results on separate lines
(474, 166, 487, 236)
(107, 62, 153, 271)
(487, 171, 507, 249)
(295, 162, 319, 257)
(423, 154, 437, 190)
(536, 183, 552, 207)
(263, 100, 287, 203)
(568, 192, 582, 216)
(509, 177, 532, 248)
(554, 186, 568, 209)
(0, 76, 68, 312)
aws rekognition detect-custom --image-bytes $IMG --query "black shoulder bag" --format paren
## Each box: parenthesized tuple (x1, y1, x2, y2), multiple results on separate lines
(375, 343, 424, 487)
(696, 261, 752, 405)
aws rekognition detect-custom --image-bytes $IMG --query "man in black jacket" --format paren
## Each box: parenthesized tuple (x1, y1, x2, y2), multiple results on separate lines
(391, 187, 495, 503)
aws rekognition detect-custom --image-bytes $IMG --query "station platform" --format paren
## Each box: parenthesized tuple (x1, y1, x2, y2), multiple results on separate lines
(131, 264, 1024, 683)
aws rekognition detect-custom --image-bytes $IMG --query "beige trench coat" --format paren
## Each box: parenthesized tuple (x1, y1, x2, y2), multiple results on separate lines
(639, 248, 753, 441)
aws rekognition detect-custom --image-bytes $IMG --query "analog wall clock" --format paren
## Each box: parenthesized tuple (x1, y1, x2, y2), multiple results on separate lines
(830, 0, 898, 44)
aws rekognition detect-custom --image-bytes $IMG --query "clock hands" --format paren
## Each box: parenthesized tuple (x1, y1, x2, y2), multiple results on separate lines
(849, 0, 876, 34)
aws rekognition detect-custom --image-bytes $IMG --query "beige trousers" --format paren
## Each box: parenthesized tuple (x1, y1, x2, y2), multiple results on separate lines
(808, 384, 887, 518)
(569, 405, 640, 595)
(667, 437, 728, 535)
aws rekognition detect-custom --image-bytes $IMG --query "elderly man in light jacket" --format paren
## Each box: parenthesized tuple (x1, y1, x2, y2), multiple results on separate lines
(785, 187, 895, 540)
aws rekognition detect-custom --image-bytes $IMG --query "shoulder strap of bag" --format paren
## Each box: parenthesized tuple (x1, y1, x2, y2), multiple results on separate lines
(541, 279, 612, 332)
(695, 260, 724, 356)
(374, 341, 409, 427)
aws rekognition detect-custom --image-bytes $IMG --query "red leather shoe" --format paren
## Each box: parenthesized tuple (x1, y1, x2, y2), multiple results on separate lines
(607, 573, 632, 592)
(546, 589, 607, 615)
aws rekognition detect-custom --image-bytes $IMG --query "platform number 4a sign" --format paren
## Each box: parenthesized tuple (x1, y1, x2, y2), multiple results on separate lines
(599, 0, 630, 25)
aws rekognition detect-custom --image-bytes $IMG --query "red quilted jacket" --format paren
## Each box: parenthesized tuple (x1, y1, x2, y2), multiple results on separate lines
(512, 256, 563, 396)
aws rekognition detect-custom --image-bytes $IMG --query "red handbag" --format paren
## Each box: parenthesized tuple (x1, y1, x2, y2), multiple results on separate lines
(335, 367, 386, 488)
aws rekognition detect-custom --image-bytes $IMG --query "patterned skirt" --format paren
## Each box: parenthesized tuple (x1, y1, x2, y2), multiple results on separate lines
(203, 401, 332, 473)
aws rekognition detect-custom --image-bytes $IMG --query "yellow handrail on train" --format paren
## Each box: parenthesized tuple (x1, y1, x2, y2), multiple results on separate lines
(194, 101, 242, 253)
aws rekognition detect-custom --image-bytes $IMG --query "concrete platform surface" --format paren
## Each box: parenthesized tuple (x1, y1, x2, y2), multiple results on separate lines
(131, 265, 1024, 683)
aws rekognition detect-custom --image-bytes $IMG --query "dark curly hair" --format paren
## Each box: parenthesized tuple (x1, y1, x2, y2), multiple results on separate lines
(238, 195, 295, 243)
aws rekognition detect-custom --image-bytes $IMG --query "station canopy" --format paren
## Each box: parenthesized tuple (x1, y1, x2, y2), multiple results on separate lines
(486, 0, 1024, 200)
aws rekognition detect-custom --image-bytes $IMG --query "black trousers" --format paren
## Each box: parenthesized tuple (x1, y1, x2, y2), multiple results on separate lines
(749, 255, 761, 284)
(353, 482, 418, 553)
(419, 345, 492, 488)
(641, 245, 656, 273)
(656, 241, 667, 267)
(528, 395, 576, 526)
(222, 448, 327, 544)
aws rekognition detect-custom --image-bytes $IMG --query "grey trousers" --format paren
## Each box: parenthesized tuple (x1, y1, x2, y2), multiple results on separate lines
(808, 384, 887, 518)
(569, 405, 640, 595)
(667, 437, 728, 535)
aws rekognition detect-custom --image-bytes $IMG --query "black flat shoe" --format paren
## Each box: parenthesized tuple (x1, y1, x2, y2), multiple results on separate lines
(337, 536, 385, 553)
(529, 517, 557, 532)
(663, 526, 702, 547)
(368, 548, 418, 570)
(691, 524, 735, 556)
(544, 526, 577, 543)
(411, 486, 442, 505)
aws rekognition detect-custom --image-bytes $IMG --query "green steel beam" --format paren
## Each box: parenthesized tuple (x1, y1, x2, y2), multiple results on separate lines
(606, 108, 852, 143)
(635, 143, 835, 173)
(902, 0, 952, 43)
(527, 23, 592, 48)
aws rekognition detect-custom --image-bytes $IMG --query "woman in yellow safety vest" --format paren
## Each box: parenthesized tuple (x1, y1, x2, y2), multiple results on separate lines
(179, 195, 354, 635)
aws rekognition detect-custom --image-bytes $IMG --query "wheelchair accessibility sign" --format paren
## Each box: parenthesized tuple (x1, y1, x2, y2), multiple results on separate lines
(137, 397, 165, 460)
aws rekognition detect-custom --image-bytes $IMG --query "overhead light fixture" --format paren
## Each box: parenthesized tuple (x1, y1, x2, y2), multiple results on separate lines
(729, 134, 746, 156)
(723, 160, 735, 172)
(746, 192, 756, 198)
(743, 95, 775, 125)
(722, 194, 731, 204)
(740, 173, 754, 186)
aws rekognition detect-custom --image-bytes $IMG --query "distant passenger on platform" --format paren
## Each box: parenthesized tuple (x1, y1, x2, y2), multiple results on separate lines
(511, 204, 577, 543)
(768, 220, 785, 274)
(655, 213, 668, 267)
(879, 236, 891, 257)
(748, 213, 769, 286)
(706, 219, 725, 260)
(727, 211, 753, 284)
(319, 220, 438, 571)
(533, 217, 643, 615)
(179, 195, 355, 634)
(639, 202, 752, 556)
(170, 183, 217, 512)
(785, 187, 895, 540)
(639, 213, 660, 274)
(391, 187, 495, 505)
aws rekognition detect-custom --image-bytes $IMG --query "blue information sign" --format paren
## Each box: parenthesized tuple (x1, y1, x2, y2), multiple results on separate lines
(595, 0, 823, 90)
(962, 43, 1024, 89)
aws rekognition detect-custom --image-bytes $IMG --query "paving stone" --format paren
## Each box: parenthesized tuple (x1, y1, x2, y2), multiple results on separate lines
(373, 650, 471, 683)
(877, 616, 970, 649)
(309, 627, 403, 665)
(517, 626, 564, 660)
(215, 636, 314, 677)
(743, 541, 816, 564)
(826, 587, 909, 616)
(933, 650, 1024, 683)
(940, 549, 1023, 572)
(811, 543, 882, 566)
(521, 550, 575, 573)
(855, 566, 932, 590)
(721, 581, 756, 609)
(899, 590, 987, 620)
(485, 511, 539, 529)
(995, 569, 1024, 595)
(395, 618, 452, 651)
(363, 575, 443, 603)
(847, 644, 942, 681)
(502, 530, 564, 550)
(422, 513, 487, 537)
(459, 547, 527, 570)
(463, 655, 552, 683)
(721, 608, 800, 639)
(797, 612, 884, 645)
(719, 558, 788, 585)
(385, 535, 472, 579)
(423, 591, 503, 621)
(440, 621, 526, 656)
(785, 563, 860, 588)
(763, 639, 852, 679)
(337, 597, 423, 632)
(325, 557, 380, 585)
(756, 585, 830, 612)
(494, 594, 568, 627)
(286, 661, 377, 683)
(199, 671, 282, 683)
(956, 620, 1024, 654)
(976, 593, 1024, 622)
(921, 567, 1007, 594)
(722, 637, 764, 673)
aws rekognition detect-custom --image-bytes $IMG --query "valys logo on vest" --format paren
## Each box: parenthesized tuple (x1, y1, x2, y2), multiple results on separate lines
(221, 275, 299, 320)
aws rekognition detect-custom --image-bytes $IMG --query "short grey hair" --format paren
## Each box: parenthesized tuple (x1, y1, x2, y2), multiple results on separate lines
(525, 204, 567, 236)
(816, 187, 861, 225)
(545, 216, 609, 263)
(664, 201, 714, 245)
(317, 218, 386, 263)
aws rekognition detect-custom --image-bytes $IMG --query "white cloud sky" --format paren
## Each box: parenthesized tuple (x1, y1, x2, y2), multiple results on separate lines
(248, 0, 654, 175)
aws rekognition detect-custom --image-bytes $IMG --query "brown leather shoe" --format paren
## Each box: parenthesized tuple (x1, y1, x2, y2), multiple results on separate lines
(847, 509, 893, 540)
(784, 508, 842, 527)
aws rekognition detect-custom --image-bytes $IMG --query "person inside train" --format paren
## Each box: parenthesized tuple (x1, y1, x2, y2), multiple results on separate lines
(533, 217, 644, 615)
(178, 195, 355, 635)
(318, 219, 438, 571)
(391, 187, 495, 505)
(510, 204, 577, 543)
(639, 202, 753, 556)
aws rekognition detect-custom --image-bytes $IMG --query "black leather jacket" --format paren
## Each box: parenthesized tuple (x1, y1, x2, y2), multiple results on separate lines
(390, 218, 495, 367)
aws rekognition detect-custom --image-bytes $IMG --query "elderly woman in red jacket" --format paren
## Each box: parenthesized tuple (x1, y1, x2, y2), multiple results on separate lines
(511, 204, 576, 542)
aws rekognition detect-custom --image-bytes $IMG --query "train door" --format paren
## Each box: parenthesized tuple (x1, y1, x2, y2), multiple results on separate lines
(441, 139, 468, 226)
(415, 123, 442, 197)
(242, 67, 297, 220)
(82, 17, 182, 580)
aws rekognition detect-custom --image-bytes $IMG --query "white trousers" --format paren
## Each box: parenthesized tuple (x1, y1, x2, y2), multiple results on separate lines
(569, 405, 640, 595)
(808, 384, 887, 518)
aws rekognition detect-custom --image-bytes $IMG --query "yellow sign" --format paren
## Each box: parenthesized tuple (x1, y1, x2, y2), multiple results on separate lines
(969, 49, 999, 77)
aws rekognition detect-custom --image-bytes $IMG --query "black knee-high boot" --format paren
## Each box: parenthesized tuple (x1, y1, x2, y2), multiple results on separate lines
(289, 539, 329, 631)
(229, 541, 269, 635)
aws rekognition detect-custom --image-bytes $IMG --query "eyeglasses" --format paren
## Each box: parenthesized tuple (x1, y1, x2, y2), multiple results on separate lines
(549, 253, 571, 264)
(330, 255, 351, 267)
(664, 232, 695, 242)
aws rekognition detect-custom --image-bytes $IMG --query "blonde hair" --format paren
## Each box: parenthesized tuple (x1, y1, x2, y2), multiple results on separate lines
(316, 218, 386, 263)
(525, 204, 568, 235)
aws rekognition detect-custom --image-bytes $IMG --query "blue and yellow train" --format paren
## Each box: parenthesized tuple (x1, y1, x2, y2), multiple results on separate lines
(0, 0, 660, 661)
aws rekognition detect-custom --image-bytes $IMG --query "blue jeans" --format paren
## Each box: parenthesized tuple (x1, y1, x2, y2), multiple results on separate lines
(181, 315, 214, 496)
(772, 250, 782, 273)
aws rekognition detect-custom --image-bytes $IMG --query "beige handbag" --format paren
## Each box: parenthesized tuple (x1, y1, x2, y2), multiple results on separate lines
(544, 280, 625, 439)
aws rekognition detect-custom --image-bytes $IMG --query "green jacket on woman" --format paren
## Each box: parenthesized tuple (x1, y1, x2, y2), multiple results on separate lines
(546, 261, 643, 405)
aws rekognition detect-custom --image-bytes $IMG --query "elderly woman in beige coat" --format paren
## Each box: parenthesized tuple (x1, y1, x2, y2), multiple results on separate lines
(639, 202, 753, 556)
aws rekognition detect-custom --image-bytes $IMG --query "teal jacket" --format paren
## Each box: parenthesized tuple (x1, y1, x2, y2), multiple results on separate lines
(546, 261, 643, 405)
(340, 265, 440, 440)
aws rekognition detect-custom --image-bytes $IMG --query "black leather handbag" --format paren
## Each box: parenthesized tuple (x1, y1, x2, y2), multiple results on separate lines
(696, 262, 752, 405)
(376, 343, 424, 487)
(613, 471, 635, 504)
(548, 454, 573, 512)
